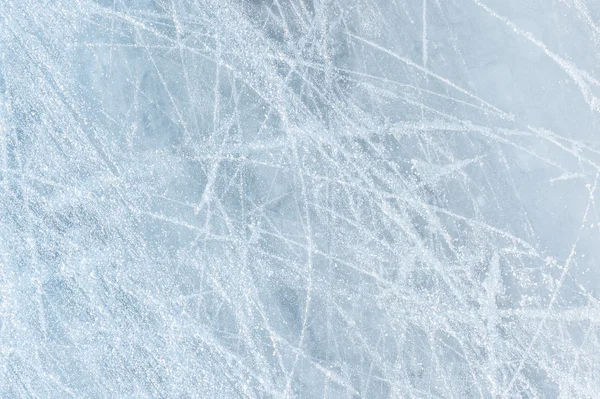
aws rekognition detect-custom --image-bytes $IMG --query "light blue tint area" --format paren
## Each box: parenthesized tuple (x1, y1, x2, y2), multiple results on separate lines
(1, 0, 599, 397)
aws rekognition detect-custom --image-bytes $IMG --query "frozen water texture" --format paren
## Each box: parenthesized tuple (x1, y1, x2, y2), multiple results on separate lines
(1, 0, 600, 397)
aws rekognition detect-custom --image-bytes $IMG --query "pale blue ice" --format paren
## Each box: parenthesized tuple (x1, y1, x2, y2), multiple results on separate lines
(1, 0, 600, 397)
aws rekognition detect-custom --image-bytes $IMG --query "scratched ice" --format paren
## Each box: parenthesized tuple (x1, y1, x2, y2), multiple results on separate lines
(1, 0, 600, 397)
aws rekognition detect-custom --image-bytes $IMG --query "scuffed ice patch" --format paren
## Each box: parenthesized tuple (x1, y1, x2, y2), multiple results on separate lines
(1, 0, 600, 397)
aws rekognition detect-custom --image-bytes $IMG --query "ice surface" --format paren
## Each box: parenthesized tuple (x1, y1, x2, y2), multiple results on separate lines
(1, 0, 600, 397)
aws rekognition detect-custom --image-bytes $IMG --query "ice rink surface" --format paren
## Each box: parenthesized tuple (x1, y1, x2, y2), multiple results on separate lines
(1, 0, 600, 397)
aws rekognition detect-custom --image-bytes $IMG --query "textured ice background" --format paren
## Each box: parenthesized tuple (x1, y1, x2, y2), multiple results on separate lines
(1, 0, 600, 397)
